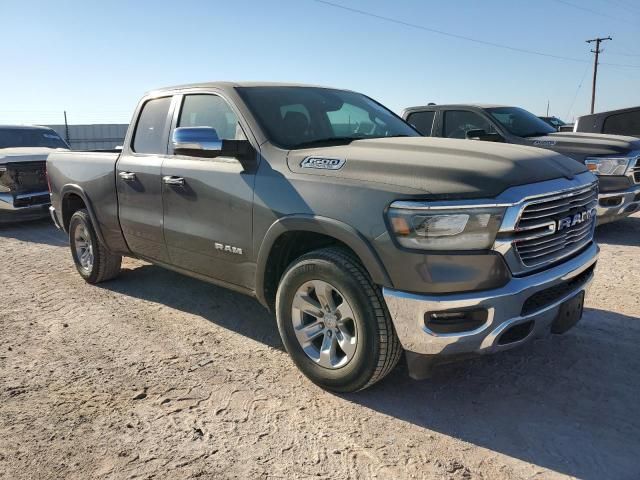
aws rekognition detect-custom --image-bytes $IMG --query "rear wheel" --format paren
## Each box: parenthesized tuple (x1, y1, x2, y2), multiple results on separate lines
(275, 247, 402, 392)
(69, 209, 122, 283)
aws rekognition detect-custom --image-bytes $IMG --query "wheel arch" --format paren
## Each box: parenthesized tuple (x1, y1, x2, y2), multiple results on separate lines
(255, 215, 392, 310)
(60, 184, 108, 246)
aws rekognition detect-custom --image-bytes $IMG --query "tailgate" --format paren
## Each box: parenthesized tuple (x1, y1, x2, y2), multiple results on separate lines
(0, 161, 48, 195)
(0, 161, 50, 208)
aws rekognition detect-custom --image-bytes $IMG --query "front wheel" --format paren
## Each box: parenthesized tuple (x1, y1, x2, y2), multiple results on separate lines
(69, 209, 122, 284)
(275, 247, 402, 392)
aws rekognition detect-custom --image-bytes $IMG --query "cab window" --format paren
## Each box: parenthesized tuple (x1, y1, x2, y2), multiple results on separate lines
(132, 96, 172, 154)
(443, 110, 494, 139)
(406, 111, 435, 136)
(177, 94, 246, 141)
(603, 111, 640, 136)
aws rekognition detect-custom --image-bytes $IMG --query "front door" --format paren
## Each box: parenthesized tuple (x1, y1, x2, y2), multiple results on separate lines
(161, 92, 256, 287)
(116, 95, 173, 263)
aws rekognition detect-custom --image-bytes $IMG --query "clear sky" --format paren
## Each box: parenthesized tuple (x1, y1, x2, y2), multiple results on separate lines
(2, 0, 639, 125)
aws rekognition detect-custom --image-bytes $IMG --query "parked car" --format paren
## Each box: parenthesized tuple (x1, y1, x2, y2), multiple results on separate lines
(574, 106, 640, 138)
(48, 83, 598, 391)
(0, 125, 69, 222)
(403, 104, 640, 224)
(539, 116, 567, 130)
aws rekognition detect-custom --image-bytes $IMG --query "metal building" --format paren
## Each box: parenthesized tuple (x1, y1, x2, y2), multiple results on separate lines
(46, 124, 129, 150)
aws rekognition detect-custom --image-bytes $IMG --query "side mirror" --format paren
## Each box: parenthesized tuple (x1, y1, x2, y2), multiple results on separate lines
(172, 127, 257, 171)
(465, 129, 504, 142)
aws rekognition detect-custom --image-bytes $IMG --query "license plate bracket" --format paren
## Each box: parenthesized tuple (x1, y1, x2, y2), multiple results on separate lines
(551, 291, 585, 334)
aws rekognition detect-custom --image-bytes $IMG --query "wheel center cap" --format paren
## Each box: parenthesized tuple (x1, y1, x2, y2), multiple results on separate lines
(324, 313, 337, 329)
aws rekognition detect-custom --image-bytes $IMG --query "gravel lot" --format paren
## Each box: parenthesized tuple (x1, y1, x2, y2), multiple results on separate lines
(1, 214, 639, 480)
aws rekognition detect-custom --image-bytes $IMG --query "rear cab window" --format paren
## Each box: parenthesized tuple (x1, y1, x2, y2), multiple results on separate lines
(0, 128, 68, 149)
(603, 111, 640, 136)
(406, 111, 435, 136)
(132, 96, 172, 154)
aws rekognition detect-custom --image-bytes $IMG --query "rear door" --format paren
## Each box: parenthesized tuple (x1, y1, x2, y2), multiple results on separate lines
(161, 91, 256, 287)
(116, 95, 175, 262)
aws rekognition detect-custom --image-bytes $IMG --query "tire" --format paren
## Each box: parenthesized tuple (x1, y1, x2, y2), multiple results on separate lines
(69, 209, 122, 284)
(275, 247, 402, 392)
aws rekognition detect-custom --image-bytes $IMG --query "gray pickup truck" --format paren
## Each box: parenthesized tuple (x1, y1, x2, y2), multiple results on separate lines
(0, 125, 69, 222)
(403, 104, 640, 225)
(48, 82, 598, 391)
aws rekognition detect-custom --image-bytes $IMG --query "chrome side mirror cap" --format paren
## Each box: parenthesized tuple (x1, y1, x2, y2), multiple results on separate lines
(172, 127, 223, 155)
(172, 126, 257, 171)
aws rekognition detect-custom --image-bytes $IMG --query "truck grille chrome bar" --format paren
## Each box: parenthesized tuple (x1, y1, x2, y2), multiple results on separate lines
(632, 157, 640, 184)
(513, 182, 598, 268)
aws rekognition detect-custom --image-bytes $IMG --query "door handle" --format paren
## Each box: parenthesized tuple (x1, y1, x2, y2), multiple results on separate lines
(163, 176, 185, 186)
(118, 171, 137, 181)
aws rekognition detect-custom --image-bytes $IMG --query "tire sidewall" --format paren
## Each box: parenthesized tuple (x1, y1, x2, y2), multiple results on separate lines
(276, 257, 381, 392)
(69, 210, 100, 283)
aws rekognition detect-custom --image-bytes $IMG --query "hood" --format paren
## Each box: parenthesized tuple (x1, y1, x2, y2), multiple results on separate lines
(525, 132, 640, 159)
(287, 137, 588, 199)
(0, 147, 61, 165)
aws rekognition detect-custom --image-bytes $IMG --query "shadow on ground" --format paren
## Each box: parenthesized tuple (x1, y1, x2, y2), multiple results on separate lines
(99, 261, 640, 478)
(344, 307, 640, 479)
(0, 218, 67, 247)
(98, 262, 283, 350)
(6, 215, 639, 478)
(595, 214, 640, 247)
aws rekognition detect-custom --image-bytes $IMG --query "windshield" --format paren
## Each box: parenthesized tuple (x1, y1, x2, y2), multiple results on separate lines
(0, 128, 69, 149)
(486, 107, 556, 137)
(236, 86, 419, 149)
(540, 117, 566, 128)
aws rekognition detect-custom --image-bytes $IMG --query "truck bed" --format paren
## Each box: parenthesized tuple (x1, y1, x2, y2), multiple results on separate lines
(47, 149, 125, 249)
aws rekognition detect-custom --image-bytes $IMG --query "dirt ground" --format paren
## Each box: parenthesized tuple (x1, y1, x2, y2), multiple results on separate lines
(0, 214, 639, 480)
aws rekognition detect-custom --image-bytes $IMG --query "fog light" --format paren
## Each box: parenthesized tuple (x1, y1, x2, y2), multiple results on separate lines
(600, 196, 623, 208)
(424, 309, 488, 334)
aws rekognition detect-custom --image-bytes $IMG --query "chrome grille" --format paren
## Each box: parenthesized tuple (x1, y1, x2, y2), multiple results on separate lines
(513, 182, 598, 268)
(632, 158, 640, 183)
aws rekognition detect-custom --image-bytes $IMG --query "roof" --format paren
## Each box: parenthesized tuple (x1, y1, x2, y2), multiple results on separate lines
(405, 103, 509, 111)
(578, 105, 640, 119)
(149, 81, 345, 95)
(0, 125, 54, 130)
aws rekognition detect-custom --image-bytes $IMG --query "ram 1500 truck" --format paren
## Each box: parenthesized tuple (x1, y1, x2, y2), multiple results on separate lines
(0, 125, 69, 222)
(48, 83, 599, 392)
(403, 104, 640, 225)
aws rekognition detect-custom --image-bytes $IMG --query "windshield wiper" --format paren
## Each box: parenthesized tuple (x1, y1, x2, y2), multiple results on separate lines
(292, 136, 364, 149)
(524, 131, 555, 138)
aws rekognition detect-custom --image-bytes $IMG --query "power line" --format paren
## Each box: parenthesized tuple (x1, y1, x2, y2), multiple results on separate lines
(554, 0, 635, 25)
(565, 63, 591, 120)
(312, 0, 640, 68)
(313, 0, 586, 63)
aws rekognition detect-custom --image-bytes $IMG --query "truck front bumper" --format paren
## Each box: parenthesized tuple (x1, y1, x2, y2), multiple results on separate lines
(596, 185, 640, 225)
(0, 191, 50, 222)
(383, 242, 598, 360)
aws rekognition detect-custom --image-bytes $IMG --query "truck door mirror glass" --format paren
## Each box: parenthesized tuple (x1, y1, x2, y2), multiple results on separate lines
(172, 127, 256, 170)
(465, 129, 504, 142)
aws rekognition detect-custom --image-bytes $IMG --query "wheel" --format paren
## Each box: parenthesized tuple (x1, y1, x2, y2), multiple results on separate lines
(69, 209, 122, 284)
(275, 247, 402, 392)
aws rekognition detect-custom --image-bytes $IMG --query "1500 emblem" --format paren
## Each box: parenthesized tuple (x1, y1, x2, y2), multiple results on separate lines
(215, 242, 243, 255)
(300, 157, 346, 170)
(557, 208, 596, 231)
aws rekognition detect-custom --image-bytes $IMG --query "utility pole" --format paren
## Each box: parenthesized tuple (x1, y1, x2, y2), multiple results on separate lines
(586, 36, 612, 114)
(63, 110, 70, 145)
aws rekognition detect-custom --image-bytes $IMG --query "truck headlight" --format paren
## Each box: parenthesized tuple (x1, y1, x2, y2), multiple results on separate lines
(387, 205, 505, 250)
(585, 156, 633, 176)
